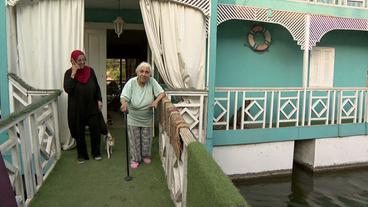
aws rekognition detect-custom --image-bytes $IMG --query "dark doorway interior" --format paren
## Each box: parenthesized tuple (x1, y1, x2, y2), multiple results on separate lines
(106, 29, 148, 125)
(106, 29, 148, 85)
(107, 29, 147, 60)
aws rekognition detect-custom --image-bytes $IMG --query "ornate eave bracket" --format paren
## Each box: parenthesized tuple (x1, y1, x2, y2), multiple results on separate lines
(309, 15, 368, 49)
(217, 4, 368, 51)
(217, 4, 307, 50)
(172, 0, 210, 17)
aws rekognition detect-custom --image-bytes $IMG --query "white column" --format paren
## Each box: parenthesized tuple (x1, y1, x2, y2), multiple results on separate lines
(303, 15, 311, 89)
(301, 14, 311, 126)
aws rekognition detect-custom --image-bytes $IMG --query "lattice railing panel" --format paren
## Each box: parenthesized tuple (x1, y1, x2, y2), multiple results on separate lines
(338, 91, 359, 124)
(277, 91, 300, 127)
(1, 73, 62, 206)
(215, 87, 368, 130)
(166, 91, 207, 143)
(308, 91, 330, 125)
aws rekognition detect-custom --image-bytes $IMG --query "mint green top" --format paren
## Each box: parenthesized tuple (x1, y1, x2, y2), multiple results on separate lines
(120, 77, 164, 127)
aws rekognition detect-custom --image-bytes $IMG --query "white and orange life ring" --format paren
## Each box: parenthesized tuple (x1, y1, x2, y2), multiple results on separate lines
(247, 25, 272, 52)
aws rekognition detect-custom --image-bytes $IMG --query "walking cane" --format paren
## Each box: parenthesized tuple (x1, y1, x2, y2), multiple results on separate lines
(124, 111, 133, 181)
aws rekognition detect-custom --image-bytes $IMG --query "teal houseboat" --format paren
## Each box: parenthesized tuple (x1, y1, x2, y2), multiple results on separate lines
(1, 0, 368, 205)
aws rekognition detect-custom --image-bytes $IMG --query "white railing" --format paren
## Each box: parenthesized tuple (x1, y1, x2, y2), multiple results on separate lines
(0, 74, 61, 206)
(158, 98, 196, 207)
(295, 0, 367, 8)
(159, 127, 195, 207)
(158, 97, 247, 206)
(214, 87, 368, 130)
(166, 90, 208, 143)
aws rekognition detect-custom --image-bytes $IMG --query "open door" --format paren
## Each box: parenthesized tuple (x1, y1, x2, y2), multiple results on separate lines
(84, 29, 107, 120)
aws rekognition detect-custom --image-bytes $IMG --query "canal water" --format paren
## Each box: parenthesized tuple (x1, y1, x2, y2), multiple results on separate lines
(234, 165, 368, 207)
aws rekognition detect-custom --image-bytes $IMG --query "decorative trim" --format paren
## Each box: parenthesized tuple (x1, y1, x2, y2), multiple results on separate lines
(172, 0, 210, 17)
(217, 4, 368, 50)
(218, 4, 306, 49)
(309, 15, 368, 49)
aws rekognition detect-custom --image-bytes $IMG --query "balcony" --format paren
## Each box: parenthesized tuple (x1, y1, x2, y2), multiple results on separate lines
(296, 0, 367, 8)
(214, 87, 368, 130)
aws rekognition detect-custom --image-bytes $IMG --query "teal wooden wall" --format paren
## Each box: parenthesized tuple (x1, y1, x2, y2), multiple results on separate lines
(216, 20, 303, 87)
(213, 123, 367, 146)
(216, 21, 368, 88)
(317, 30, 368, 87)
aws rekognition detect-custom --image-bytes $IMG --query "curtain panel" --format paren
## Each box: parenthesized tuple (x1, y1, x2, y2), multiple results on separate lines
(9, 0, 84, 148)
(140, 0, 207, 138)
(139, 0, 206, 90)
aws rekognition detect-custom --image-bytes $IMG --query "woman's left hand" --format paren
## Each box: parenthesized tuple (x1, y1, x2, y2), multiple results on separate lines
(98, 101, 103, 111)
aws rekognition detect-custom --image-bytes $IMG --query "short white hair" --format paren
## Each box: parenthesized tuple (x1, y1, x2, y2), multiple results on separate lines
(135, 62, 152, 75)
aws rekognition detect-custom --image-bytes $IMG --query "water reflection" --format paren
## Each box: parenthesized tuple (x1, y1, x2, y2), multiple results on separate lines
(234, 165, 368, 207)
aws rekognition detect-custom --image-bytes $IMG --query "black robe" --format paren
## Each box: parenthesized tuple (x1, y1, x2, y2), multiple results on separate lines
(63, 68, 102, 138)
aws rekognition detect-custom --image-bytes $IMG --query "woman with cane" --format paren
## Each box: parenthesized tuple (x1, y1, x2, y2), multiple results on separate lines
(120, 62, 165, 169)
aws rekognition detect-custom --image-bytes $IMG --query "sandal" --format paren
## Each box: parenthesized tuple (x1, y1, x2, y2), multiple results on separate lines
(143, 157, 151, 164)
(130, 161, 139, 169)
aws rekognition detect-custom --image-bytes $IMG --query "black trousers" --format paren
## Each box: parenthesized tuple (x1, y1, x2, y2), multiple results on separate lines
(75, 114, 101, 159)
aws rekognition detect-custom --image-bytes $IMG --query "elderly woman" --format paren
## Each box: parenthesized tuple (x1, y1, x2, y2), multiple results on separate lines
(120, 62, 165, 169)
(64, 50, 103, 164)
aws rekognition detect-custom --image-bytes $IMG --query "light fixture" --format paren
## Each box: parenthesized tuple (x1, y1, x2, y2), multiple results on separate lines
(113, 0, 124, 38)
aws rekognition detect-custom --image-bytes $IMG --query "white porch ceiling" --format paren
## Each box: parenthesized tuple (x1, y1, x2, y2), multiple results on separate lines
(85, 0, 139, 9)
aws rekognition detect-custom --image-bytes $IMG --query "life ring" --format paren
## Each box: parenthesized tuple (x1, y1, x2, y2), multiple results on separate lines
(247, 25, 272, 52)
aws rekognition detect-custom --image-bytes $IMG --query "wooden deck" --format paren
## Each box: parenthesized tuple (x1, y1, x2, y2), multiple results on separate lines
(30, 126, 174, 207)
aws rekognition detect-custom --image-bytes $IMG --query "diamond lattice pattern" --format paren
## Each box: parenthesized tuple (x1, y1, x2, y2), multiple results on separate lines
(245, 101, 264, 121)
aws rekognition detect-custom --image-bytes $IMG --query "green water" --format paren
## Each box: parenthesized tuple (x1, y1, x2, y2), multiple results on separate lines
(234, 165, 368, 207)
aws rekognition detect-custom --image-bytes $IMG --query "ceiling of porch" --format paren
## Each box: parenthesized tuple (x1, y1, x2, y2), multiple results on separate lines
(85, 0, 139, 10)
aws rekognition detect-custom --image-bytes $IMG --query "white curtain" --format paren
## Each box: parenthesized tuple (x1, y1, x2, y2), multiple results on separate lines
(140, 0, 206, 138)
(139, 0, 206, 90)
(6, 6, 19, 75)
(11, 0, 84, 148)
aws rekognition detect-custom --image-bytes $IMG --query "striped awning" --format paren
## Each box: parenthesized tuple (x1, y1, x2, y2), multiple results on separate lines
(309, 15, 368, 49)
(172, 0, 210, 17)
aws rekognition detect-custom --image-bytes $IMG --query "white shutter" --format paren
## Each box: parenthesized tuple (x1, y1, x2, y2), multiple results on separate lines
(309, 47, 335, 88)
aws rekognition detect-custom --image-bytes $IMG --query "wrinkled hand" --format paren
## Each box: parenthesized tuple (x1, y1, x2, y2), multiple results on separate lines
(71, 59, 80, 78)
(98, 101, 103, 111)
(150, 101, 158, 109)
(120, 101, 128, 112)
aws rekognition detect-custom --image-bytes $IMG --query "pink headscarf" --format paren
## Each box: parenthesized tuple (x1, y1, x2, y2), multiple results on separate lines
(71, 50, 91, 84)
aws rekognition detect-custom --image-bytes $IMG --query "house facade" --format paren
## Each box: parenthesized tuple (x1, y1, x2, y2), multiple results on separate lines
(210, 0, 368, 176)
(1, 0, 368, 179)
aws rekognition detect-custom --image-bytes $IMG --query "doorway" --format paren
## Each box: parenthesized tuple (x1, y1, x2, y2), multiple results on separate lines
(105, 29, 148, 126)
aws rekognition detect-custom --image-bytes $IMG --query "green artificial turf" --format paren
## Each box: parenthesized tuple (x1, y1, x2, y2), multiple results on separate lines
(30, 128, 174, 207)
(186, 142, 249, 207)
